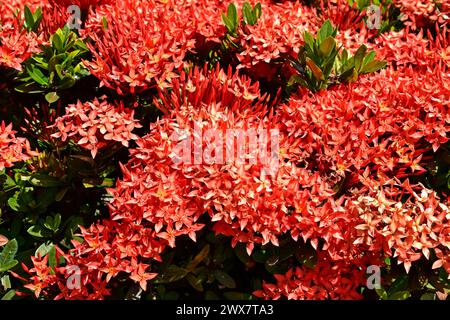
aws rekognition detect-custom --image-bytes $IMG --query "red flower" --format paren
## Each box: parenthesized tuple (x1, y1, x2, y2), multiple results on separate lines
(48, 0, 111, 11)
(129, 261, 158, 291)
(394, 0, 449, 30)
(0, 122, 39, 170)
(51, 99, 142, 158)
(82, 0, 197, 95)
(254, 253, 366, 300)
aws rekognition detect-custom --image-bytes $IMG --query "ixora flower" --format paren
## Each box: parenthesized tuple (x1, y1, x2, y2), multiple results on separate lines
(254, 253, 367, 300)
(372, 28, 450, 70)
(12, 0, 450, 302)
(234, 0, 319, 79)
(0, 122, 38, 170)
(319, 0, 366, 31)
(394, 0, 449, 29)
(353, 182, 450, 275)
(48, 0, 111, 11)
(0, 1, 42, 70)
(275, 44, 450, 269)
(50, 99, 142, 158)
(0, 0, 73, 70)
(82, 0, 197, 95)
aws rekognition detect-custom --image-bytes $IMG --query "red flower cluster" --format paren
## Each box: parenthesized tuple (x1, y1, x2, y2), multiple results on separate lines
(372, 28, 450, 69)
(353, 182, 450, 273)
(10, 0, 450, 301)
(48, 0, 111, 11)
(0, 122, 38, 170)
(0, 0, 73, 70)
(394, 0, 449, 30)
(82, 0, 198, 94)
(0, 0, 42, 70)
(235, 0, 319, 79)
(51, 99, 142, 158)
(254, 253, 366, 300)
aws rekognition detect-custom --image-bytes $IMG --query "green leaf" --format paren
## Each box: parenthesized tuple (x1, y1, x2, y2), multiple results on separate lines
(0, 260, 18, 272)
(32, 7, 42, 31)
(52, 33, 64, 52)
(361, 60, 387, 73)
(0, 239, 18, 267)
(354, 44, 367, 72)
(47, 246, 57, 268)
(186, 245, 210, 271)
(319, 36, 336, 57)
(305, 57, 324, 80)
(227, 3, 238, 27)
(45, 91, 60, 104)
(205, 290, 220, 300)
(52, 214, 61, 231)
(23, 6, 34, 31)
(27, 225, 52, 238)
(214, 270, 236, 289)
(363, 50, 376, 65)
(7, 197, 20, 212)
(375, 287, 388, 300)
(56, 76, 76, 90)
(303, 31, 314, 49)
(318, 20, 334, 42)
(388, 291, 411, 300)
(242, 2, 255, 25)
(420, 293, 436, 300)
(26, 65, 48, 86)
(254, 2, 262, 19)
(1, 290, 16, 300)
(222, 13, 233, 33)
(388, 275, 408, 295)
(29, 173, 62, 187)
(223, 291, 254, 300)
(155, 265, 189, 284)
(35, 242, 54, 258)
(1, 274, 11, 290)
(14, 82, 44, 94)
(186, 274, 204, 292)
(223, 3, 238, 34)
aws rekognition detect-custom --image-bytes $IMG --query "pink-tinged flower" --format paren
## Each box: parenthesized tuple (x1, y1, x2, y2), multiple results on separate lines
(353, 183, 450, 273)
(0, 122, 38, 170)
(50, 99, 142, 158)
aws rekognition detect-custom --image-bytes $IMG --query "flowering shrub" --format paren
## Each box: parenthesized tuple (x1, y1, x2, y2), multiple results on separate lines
(0, 0, 449, 301)
(0, 122, 38, 170)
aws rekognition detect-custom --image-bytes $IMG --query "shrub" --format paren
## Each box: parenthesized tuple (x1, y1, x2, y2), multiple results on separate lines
(0, 0, 449, 301)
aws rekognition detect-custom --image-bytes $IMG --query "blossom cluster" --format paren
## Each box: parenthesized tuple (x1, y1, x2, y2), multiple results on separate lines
(1, 0, 449, 301)
(394, 0, 449, 30)
(51, 99, 142, 158)
(0, 122, 38, 170)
